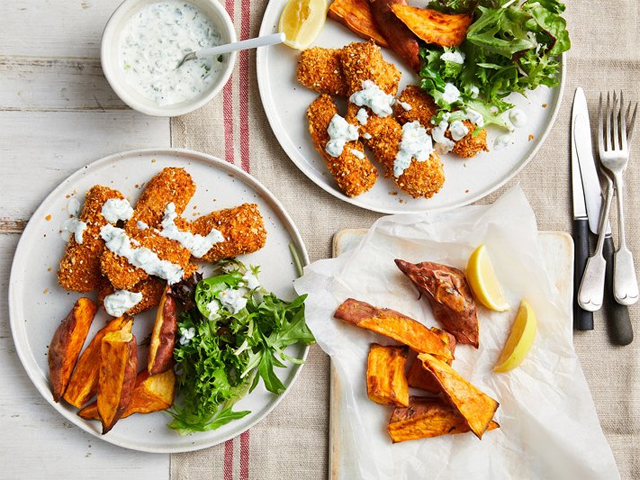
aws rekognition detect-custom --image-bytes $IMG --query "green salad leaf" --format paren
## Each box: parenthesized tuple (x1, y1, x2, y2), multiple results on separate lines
(168, 262, 315, 434)
(419, 0, 571, 130)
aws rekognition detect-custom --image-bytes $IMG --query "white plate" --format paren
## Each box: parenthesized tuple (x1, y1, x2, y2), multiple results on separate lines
(9, 148, 310, 453)
(257, 3, 565, 214)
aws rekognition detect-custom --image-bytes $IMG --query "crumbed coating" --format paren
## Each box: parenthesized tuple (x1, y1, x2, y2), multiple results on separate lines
(57, 186, 125, 292)
(297, 47, 348, 96)
(394, 85, 439, 128)
(452, 121, 489, 158)
(348, 104, 445, 199)
(307, 94, 378, 197)
(395, 86, 488, 158)
(97, 277, 165, 316)
(100, 227, 197, 290)
(339, 40, 401, 96)
(189, 203, 268, 262)
(127, 167, 196, 229)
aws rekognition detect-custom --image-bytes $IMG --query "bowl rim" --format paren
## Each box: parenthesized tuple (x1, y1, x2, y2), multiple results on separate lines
(101, 0, 237, 117)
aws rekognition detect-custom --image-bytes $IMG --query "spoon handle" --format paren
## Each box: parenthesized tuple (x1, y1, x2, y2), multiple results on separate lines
(195, 33, 285, 58)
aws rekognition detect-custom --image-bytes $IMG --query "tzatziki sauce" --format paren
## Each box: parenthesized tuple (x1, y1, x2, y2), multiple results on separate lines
(119, 1, 223, 106)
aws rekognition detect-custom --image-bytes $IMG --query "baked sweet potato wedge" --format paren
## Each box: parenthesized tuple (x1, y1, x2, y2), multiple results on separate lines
(79, 369, 176, 421)
(395, 259, 479, 348)
(329, 0, 389, 47)
(334, 298, 453, 360)
(407, 328, 456, 394)
(148, 286, 178, 375)
(48, 298, 98, 402)
(98, 330, 138, 434)
(390, 6, 473, 47)
(418, 353, 499, 439)
(63, 315, 134, 408)
(369, 0, 421, 71)
(388, 396, 499, 443)
(367, 344, 409, 407)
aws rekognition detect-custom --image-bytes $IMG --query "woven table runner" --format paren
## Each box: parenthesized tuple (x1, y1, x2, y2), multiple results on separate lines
(171, 1, 640, 478)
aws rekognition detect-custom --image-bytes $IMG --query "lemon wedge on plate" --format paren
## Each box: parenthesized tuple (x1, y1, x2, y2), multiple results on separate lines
(467, 244, 510, 311)
(494, 300, 537, 372)
(279, 0, 327, 50)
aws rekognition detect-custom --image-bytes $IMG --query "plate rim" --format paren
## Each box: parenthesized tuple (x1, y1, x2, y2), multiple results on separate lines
(256, 1, 567, 214)
(8, 147, 311, 453)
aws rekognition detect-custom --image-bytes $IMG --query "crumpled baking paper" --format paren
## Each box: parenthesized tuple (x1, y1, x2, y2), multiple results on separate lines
(294, 187, 619, 480)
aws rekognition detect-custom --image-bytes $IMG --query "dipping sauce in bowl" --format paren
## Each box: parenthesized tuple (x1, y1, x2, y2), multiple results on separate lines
(101, 0, 236, 116)
(120, 1, 223, 106)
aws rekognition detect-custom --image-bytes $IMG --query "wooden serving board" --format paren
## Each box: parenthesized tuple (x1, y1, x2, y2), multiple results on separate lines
(329, 229, 574, 480)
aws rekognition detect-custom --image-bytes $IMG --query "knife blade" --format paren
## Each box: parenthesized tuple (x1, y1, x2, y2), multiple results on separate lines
(572, 87, 633, 343)
(571, 88, 593, 331)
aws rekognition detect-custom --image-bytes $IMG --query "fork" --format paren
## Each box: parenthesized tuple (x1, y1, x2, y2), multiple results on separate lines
(598, 91, 639, 305)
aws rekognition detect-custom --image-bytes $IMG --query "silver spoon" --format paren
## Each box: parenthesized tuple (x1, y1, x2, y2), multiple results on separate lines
(176, 33, 285, 69)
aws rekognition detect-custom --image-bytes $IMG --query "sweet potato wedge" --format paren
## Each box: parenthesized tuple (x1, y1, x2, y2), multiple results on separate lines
(79, 369, 175, 421)
(388, 396, 499, 443)
(98, 330, 137, 434)
(390, 6, 473, 47)
(367, 344, 409, 407)
(369, 0, 421, 71)
(407, 328, 456, 394)
(329, 0, 389, 47)
(48, 298, 98, 402)
(148, 286, 178, 375)
(395, 259, 479, 348)
(418, 353, 499, 439)
(63, 315, 134, 408)
(334, 298, 453, 360)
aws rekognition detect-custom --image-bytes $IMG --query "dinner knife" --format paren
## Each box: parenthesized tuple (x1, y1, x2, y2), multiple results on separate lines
(572, 87, 633, 343)
(571, 91, 594, 331)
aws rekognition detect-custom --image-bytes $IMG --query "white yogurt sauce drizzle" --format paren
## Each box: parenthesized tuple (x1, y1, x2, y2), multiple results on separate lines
(393, 121, 434, 177)
(66, 198, 81, 217)
(100, 224, 184, 284)
(103, 290, 143, 317)
(509, 108, 527, 128)
(350, 149, 365, 160)
(356, 108, 369, 125)
(441, 50, 465, 64)
(119, 1, 223, 106)
(102, 198, 134, 224)
(431, 121, 456, 153)
(325, 114, 359, 157)
(218, 288, 247, 313)
(349, 80, 395, 117)
(442, 83, 461, 104)
(159, 202, 224, 258)
(61, 217, 87, 244)
(494, 133, 514, 150)
(449, 120, 469, 141)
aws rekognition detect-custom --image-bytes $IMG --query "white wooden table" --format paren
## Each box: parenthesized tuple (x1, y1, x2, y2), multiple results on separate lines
(0, 1, 172, 477)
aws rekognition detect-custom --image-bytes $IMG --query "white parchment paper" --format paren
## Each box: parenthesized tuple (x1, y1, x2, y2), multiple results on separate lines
(294, 187, 619, 480)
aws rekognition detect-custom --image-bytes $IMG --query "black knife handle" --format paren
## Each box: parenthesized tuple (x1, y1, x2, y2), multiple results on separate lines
(574, 218, 594, 330)
(603, 236, 633, 345)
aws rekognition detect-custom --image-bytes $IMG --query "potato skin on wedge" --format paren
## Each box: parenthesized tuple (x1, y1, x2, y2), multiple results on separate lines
(98, 330, 138, 434)
(334, 298, 453, 360)
(48, 298, 98, 402)
(64, 315, 133, 408)
(388, 396, 499, 443)
(407, 327, 457, 394)
(79, 369, 175, 421)
(148, 286, 178, 375)
(367, 344, 410, 407)
(418, 353, 499, 439)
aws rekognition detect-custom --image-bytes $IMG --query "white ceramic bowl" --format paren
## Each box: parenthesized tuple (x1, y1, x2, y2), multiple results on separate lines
(101, 0, 237, 117)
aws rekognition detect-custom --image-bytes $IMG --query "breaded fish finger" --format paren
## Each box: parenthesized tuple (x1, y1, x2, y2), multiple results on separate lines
(189, 203, 267, 262)
(97, 277, 166, 316)
(57, 186, 126, 292)
(452, 121, 489, 158)
(307, 94, 378, 197)
(297, 47, 348, 96)
(340, 41, 401, 96)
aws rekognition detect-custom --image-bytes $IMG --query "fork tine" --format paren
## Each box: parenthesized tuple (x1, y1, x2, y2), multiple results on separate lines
(598, 93, 605, 155)
(628, 101, 638, 144)
(606, 92, 611, 151)
(620, 91, 628, 151)
(612, 91, 620, 150)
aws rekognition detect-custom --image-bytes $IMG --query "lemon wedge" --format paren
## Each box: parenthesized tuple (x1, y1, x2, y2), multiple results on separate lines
(278, 0, 327, 50)
(466, 244, 510, 311)
(494, 300, 537, 372)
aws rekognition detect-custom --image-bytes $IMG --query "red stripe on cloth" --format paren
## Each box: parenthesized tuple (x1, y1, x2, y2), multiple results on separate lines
(222, 0, 235, 165)
(238, 0, 251, 173)
(224, 439, 234, 480)
(240, 431, 250, 479)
